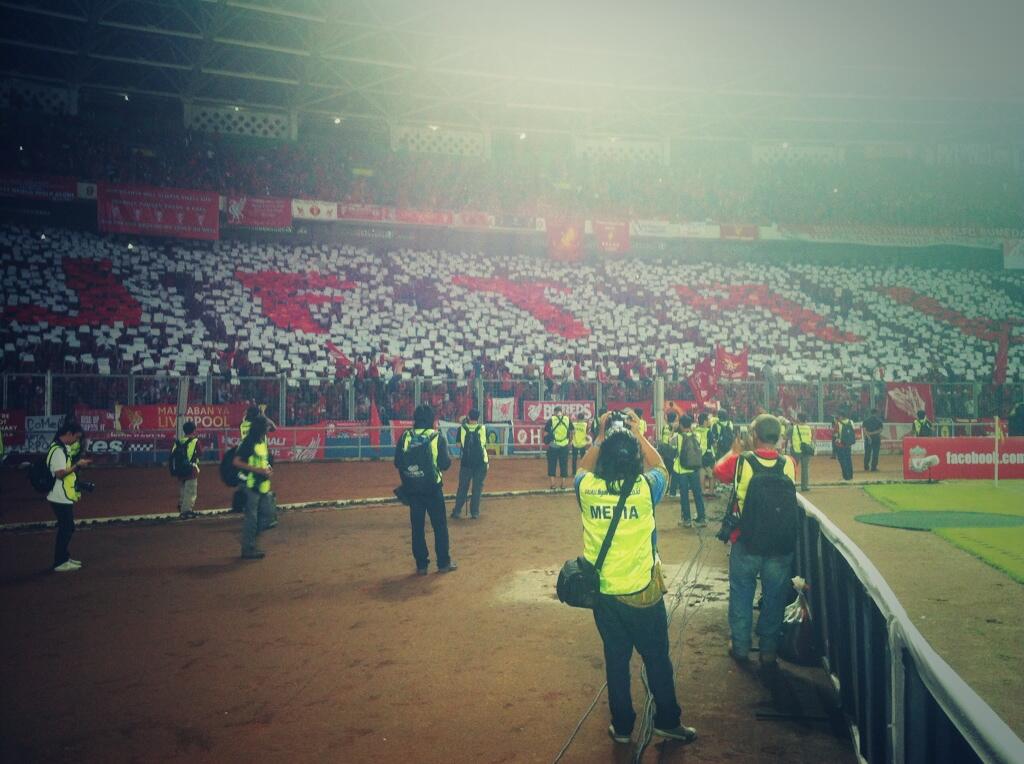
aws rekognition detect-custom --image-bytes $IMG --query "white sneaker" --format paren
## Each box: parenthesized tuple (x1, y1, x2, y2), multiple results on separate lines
(68, 559, 83, 568)
(54, 561, 79, 572)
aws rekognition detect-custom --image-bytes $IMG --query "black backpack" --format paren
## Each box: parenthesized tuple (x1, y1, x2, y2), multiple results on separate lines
(169, 438, 196, 479)
(460, 425, 483, 468)
(679, 432, 703, 470)
(840, 420, 856, 446)
(737, 454, 800, 556)
(397, 430, 439, 494)
(29, 444, 59, 494)
(219, 446, 242, 487)
(715, 421, 735, 455)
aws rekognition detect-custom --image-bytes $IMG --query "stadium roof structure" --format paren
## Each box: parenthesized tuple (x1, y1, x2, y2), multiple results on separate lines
(2, 0, 1023, 144)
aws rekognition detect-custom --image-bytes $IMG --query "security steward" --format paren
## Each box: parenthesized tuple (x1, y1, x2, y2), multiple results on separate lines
(571, 411, 592, 475)
(232, 416, 278, 560)
(173, 420, 201, 519)
(574, 410, 697, 746)
(451, 408, 488, 520)
(546, 406, 572, 490)
(912, 409, 934, 437)
(395, 403, 457, 574)
(790, 412, 814, 492)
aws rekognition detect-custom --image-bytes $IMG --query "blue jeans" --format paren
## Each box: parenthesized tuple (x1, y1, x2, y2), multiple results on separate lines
(241, 488, 275, 554)
(728, 540, 793, 659)
(592, 596, 682, 735)
(677, 470, 704, 523)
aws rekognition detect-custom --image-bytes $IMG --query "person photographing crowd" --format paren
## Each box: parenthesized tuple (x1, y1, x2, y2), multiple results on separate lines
(232, 416, 278, 560)
(46, 421, 92, 572)
(572, 409, 697, 747)
(451, 409, 488, 520)
(545, 406, 571, 490)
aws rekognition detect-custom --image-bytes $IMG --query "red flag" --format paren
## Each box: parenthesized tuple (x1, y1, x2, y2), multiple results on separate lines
(547, 219, 583, 262)
(369, 388, 382, 447)
(593, 220, 630, 254)
(885, 382, 934, 423)
(688, 357, 718, 408)
(715, 345, 748, 379)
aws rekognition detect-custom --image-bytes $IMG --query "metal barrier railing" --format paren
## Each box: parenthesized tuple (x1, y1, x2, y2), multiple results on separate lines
(796, 497, 1024, 764)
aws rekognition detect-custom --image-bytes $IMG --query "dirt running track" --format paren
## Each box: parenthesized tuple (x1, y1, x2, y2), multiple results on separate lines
(0, 453, 1017, 761)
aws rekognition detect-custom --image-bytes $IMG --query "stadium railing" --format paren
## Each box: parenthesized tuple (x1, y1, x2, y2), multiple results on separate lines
(796, 497, 1024, 764)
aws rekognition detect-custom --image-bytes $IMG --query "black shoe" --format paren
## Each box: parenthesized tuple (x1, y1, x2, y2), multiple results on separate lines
(449, 512, 461, 519)
(416, 567, 428, 576)
(437, 562, 458, 573)
(653, 724, 697, 743)
(179, 511, 199, 520)
(241, 549, 265, 560)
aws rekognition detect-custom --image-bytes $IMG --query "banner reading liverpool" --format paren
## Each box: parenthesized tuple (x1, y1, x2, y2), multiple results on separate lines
(715, 346, 749, 379)
(226, 196, 292, 231)
(97, 184, 219, 240)
(546, 219, 584, 262)
(885, 382, 934, 423)
(593, 220, 630, 253)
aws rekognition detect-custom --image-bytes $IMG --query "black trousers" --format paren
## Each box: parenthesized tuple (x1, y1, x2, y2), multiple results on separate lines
(50, 501, 75, 566)
(452, 464, 487, 518)
(547, 446, 569, 478)
(571, 445, 588, 474)
(864, 435, 881, 471)
(409, 486, 451, 570)
(835, 445, 854, 480)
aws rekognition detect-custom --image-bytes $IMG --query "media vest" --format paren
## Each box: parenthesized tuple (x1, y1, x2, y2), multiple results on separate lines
(571, 420, 590, 448)
(734, 451, 796, 513)
(46, 441, 81, 503)
(791, 424, 813, 453)
(912, 417, 933, 437)
(659, 423, 675, 445)
(693, 425, 710, 453)
(245, 439, 272, 494)
(240, 419, 252, 440)
(175, 436, 200, 471)
(458, 423, 488, 465)
(548, 415, 571, 447)
(577, 472, 656, 595)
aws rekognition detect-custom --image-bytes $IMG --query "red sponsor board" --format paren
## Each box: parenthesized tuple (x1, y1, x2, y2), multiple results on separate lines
(720, 224, 759, 241)
(885, 382, 934, 423)
(118, 404, 249, 431)
(390, 419, 413, 445)
(322, 421, 371, 438)
(0, 173, 77, 202)
(903, 437, 1024, 480)
(337, 203, 386, 221)
(74, 407, 117, 433)
(593, 220, 630, 253)
(393, 208, 453, 226)
(226, 196, 292, 230)
(513, 422, 546, 450)
(457, 210, 494, 228)
(98, 184, 219, 240)
(0, 410, 26, 446)
(522, 400, 596, 424)
(221, 427, 326, 462)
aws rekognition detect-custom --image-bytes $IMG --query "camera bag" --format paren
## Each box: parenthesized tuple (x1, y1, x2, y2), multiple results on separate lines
(556, 482, 630, 609)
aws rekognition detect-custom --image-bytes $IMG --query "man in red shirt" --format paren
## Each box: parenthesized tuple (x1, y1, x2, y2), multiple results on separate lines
(713, 414, 798, 668)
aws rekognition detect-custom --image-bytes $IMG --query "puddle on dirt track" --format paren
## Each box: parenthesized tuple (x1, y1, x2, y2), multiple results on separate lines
(497, 562, 731, 606)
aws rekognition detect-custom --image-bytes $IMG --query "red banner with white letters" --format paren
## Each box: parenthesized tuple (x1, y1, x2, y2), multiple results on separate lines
(903, 437, 1024, 480)
(226, 196, 292, 231)
(393, 208, 453, 226)
(97, 184, 219, 240)
(0, 409, 26, 447)
(0, 173, 77, 202)
(117, 404, 250, 432)
(337, 203, 386, 221)
(593, 220, 630, 253)
(522, 400, 595, 424)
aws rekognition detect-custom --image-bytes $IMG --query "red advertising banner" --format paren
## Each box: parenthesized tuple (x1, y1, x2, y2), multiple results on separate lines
(292, 199, 337, 221)
(98, 184, 219, 240)
(513, 422, 546, 451)
(522, 400, 596, 424)
(0, 173, 77, 202)
(337, 203, 386, 221)
(720, 224, 759, 241)
(903, 437, 1024, 480)
(0, 409, 26, 447)
(220, 427, 326, 462)
(885, 382, 934, 423)
(715, 345, 749, 379)
(117, 403, 249, 431)
(85, 430, 174, 457)
(322, 421, 371, 438)
(547, 219, 584, 262)
(593, 220, 630, 253)
(226, 196, 292, 230)
(456, 210, 495, 228)
(393, 208, 453, 226)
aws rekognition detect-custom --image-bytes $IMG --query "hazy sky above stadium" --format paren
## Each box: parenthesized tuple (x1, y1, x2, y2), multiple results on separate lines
(419, 0, 1024, 102)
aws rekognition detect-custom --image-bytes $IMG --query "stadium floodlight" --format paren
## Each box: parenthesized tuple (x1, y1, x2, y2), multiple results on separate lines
(519, 132, 526, 140)
(127, 243, 134, 250)
(234, 106, 240, 112)
(427, 124, 439, 131)
(123, 93, 129, 101)
(334, 117, 342, 124)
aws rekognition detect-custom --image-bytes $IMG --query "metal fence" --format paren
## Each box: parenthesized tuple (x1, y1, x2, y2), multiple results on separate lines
(2, 373, 1020, 425)
(796, 497, 1024, 764)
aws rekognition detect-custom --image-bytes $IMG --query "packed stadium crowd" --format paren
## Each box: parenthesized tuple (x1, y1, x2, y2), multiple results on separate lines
(3, 115, 1022, 228)
(2, 224, 1023, 423)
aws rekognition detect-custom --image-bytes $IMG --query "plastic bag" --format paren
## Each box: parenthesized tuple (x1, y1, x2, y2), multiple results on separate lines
(778, 576, 818, 666)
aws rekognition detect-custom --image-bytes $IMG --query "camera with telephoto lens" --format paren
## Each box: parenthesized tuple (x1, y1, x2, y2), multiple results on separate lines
(606, 410, 631, 432)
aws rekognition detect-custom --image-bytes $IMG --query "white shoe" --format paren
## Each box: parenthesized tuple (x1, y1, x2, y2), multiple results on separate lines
(54, 561, 79, 572)
(68, 559, 83, 567)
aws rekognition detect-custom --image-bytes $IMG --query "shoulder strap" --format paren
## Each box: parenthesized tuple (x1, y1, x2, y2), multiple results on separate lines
(593, 476, 634, 572)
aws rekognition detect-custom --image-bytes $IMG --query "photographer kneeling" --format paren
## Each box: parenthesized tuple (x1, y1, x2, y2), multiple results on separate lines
(573, 410, 697, 746)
